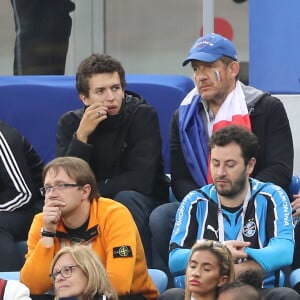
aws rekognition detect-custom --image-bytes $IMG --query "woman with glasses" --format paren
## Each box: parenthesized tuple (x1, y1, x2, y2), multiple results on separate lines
(50, 245, 118, 300)
(159, 240, 234, 300)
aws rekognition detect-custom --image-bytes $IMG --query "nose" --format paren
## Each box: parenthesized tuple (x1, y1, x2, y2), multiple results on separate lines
(191, 268, 200, 277)
(217, 165, 227, 176)
(105, 88, 114, 101)
(55, 272, 65, 283)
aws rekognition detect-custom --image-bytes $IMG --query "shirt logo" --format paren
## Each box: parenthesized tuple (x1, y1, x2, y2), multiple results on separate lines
(207, 225, 219, 239)
(243, 220, 256, 238)
(113, 245, 133, 258)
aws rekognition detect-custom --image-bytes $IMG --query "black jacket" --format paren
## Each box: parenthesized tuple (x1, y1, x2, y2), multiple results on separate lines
(56, 93, 169, 204)
(0, 120, 43, 212)
(171, 84, 294, 200)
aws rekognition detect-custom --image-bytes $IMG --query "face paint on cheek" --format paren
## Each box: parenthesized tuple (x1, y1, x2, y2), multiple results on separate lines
(214, 70, 221, 82)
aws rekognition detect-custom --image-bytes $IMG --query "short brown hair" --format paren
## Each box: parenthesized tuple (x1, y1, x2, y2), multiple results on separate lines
(43, 157, 100, 201)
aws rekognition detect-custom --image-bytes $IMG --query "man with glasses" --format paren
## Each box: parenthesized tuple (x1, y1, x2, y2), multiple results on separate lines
(20, 156, 158, 300)
(159, 125, 298, 300)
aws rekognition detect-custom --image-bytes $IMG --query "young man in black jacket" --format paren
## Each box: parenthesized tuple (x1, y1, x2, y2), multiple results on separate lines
(149, 33, 294, 284)
(56, 53, 169, 266)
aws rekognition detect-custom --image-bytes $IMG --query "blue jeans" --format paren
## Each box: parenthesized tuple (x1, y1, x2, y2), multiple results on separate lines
(114, 190, 156, 267)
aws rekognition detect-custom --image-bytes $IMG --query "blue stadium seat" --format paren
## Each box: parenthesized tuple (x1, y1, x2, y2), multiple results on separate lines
(0, 271, 20, 280)
(290, 175, 300, 196)
(148, 268, 168, 294)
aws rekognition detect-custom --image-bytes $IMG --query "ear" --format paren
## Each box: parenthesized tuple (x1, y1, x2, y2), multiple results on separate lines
(218, 275, 229, 287)
(81, 184, 92, 201)
(79, 93, 89, 106)
(247, 157, 256, 176)
(229, 61, 240, 79)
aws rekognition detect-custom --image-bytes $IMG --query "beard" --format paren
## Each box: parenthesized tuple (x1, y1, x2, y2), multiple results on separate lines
(215, 169, 248, 198)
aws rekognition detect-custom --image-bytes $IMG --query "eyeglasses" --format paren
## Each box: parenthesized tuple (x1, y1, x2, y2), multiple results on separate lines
(40, 183, 80, 196)
(49, 265, 79, 282)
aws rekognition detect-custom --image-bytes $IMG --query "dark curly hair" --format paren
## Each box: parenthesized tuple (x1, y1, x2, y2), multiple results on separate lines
(208, 124, 259, 165)
(76, 53, 126, 97)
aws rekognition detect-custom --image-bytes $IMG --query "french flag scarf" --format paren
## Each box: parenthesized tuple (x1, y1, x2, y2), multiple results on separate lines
(178, 81, 251, 186)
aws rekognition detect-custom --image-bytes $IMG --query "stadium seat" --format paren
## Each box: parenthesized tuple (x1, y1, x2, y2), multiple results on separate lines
(0, 271, 20, 280)
(148, 268, 168, 294)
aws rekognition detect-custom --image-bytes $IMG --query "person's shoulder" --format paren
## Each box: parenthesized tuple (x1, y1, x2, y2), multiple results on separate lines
(0, 119, 22, 138)
(250, 178, 289, 199)
(253, 92, 284, 108)
(4, 280, 31, 299)
(182, 185, 215, 204)
(59, 108, 84, 121)
(95, 197, 131, 213)
(93, 197, 135, 225)
(124, 92, 156, 112)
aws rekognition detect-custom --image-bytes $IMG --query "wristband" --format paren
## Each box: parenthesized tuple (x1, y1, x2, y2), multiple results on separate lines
(41, 228, 56, 237)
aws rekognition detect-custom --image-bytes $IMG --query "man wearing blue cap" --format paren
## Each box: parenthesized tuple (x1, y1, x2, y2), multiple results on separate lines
(149, 33, 294, 288)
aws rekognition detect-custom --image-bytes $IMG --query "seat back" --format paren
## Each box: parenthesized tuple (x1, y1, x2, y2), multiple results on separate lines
(0, 271, 20, 280)
(174, 275, 185, 289)
(148, 268, 168, 294)
(290, 175, 300, 196)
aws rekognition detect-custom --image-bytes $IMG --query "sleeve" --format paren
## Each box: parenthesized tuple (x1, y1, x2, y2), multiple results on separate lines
(246, 238, 294, 273)
(4, 280, 31, 300)
(170, 111, 199, 201)
(98, 105, 163, 197)
(168, 191, 202, 276)
(56, 111, 93, 161)
(23, 137, 44, 213)
(245, 186, 294, 272)
(20, 214, 55, 294)
(252, 97, 293, 194)
(101, 203, 141, 294)
(0, 127, 43, 211)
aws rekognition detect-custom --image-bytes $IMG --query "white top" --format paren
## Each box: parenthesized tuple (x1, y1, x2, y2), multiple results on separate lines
(3, 280, 31, 300)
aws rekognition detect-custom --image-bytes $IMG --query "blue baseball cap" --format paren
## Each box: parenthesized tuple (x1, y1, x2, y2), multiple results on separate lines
(182, 33, 238, 66)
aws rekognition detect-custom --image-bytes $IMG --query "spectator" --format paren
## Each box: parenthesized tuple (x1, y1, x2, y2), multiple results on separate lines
(149, 33, 293, 281)
(184, 240, 234, 300)
(50, 245, 118, 300)
(161, 125, 298, 300)
(56, 53, 169, 266)
(159, 240, 235, 300)
(10, 0, 75, 74)
(217, 281, 261, 300)
(237, 269, 264, 290)
(20, 156, 158, 300)
(0, 120, 43, 271)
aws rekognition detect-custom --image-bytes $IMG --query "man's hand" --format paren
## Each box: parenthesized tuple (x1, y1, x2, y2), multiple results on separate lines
(223, 240, 250, 262)
(42, 199, 65, 233)
(76, 104, 108, 143)
(291, 194, 300, 218)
